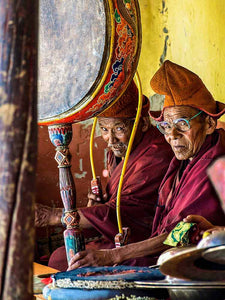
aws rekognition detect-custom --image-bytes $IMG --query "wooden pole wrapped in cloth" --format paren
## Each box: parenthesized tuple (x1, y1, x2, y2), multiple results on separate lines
(0, 1, 38, 299)
(38, 0, 142, 266)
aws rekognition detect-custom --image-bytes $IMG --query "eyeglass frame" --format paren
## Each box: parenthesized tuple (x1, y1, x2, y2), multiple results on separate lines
(156, 110, 203, 135)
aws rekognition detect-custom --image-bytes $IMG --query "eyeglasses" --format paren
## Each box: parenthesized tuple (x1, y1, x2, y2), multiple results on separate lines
(157, 110, 203, 135)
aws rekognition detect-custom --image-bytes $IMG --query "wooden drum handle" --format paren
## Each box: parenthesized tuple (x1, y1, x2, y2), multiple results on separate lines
(48, 124, 85, 264)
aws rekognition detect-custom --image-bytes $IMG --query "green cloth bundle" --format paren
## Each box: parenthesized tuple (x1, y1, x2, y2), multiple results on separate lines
(164, 221, 198, 246)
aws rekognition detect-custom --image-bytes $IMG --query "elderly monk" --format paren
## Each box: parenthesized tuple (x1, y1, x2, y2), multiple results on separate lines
(39, 80, 173, 271)
(67, 60, 225, 270)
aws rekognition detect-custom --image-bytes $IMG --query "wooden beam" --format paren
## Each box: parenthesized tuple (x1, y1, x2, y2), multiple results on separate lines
(0, 0, 38, 299)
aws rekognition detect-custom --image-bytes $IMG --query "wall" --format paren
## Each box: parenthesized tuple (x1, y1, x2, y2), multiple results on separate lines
(138, 0, 225, 121)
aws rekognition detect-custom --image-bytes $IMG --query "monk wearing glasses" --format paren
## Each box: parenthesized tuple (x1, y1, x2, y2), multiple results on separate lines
(68, 60, 225, 270)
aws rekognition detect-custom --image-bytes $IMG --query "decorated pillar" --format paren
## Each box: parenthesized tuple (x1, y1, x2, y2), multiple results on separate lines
(48, 124, 85, 264)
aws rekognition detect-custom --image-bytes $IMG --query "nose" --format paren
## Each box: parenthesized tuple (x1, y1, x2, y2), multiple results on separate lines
(108, 130, 117, 144)
(168, 126, 181, 139)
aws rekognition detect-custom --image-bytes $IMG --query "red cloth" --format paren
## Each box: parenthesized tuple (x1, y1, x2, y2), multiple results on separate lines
(81, 127, 173, 245)
(151, 129, 225, 238)
(48, 127, 173, 271)
(207, 156, 225, 211)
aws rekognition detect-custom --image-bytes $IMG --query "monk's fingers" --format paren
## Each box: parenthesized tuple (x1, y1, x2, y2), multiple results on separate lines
(87, 192, 102, 204)
(183, 214, 206, 223)
(183, 215, 213, 230)
(87, 192, 97, 200)
(205, 226, 225, 234)
(87, 199, 95, 207)
(68, 250, 100, 270)
(68, 249, 113, 271)
(68, 251, 87, 268)
(103, 193, 108, 201)
(67, 258, 90, 271)
(88, 192, 101, 202)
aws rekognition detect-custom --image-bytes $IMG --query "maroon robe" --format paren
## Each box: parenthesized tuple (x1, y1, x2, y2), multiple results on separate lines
(48, 127, 173, 270)
(151, 129, 225, 237)
(134, 129, 225, 267)
(81, 127, 173, 245)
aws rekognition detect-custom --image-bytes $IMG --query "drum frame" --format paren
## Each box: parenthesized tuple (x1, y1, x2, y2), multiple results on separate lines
(38, 0, 141, 125)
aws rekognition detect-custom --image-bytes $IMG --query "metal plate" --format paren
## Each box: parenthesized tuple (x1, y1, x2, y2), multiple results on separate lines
(202, 245, 225, 264)
(134, 279, 225, 289)
(159, 247, 225, 281)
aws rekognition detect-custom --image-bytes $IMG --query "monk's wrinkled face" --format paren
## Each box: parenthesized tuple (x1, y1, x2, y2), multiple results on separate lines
(98, 117, 134, 157)
(163, 106, 210, 160)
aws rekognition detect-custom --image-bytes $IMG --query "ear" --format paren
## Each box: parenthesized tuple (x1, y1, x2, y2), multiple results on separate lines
(141, 117, 150, 132)
(205, 116, 217, 135)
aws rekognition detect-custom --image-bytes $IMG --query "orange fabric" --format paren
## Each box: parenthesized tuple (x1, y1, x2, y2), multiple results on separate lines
(150, 60, 225, 120)
(99, 80, 149, 118)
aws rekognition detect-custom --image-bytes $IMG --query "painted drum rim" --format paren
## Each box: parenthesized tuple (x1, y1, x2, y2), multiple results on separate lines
(38, 0, 141, 125)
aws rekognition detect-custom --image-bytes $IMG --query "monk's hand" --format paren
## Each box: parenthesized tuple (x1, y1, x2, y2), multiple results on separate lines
(87, 192, 102, 207)
(35, 203, 63, 227)
(183, 215, 214, 234)
(203, 226, 225, 235)
(67, 249, 114, 271)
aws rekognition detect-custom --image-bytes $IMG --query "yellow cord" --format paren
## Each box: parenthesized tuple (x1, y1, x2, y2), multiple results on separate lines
(90, 117, 97, 180)
(89, 72, 143, 235)
(116, 72, 143, 234)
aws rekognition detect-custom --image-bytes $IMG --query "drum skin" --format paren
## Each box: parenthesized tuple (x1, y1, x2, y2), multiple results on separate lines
(38, 0, 141, 125)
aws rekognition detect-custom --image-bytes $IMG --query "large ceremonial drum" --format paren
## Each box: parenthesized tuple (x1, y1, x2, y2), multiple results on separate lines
(38, 0, 141, 125)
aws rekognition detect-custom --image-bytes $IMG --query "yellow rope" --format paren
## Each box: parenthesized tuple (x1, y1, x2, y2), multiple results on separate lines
(89, 72, 143, 235)
(116, 72, 143, 233)
(90, 117, 97, 180)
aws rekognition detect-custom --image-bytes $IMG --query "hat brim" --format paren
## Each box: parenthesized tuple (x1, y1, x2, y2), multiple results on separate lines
(149, 101, 225, 122)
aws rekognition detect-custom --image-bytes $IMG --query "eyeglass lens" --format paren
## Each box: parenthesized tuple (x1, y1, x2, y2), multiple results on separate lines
(157, 111, 202, 135)
(158, 119, 190, 134)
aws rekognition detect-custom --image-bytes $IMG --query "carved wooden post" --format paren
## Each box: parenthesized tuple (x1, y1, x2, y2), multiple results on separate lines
(0, 0, 38, 299)
(48, 124, 85, 264)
